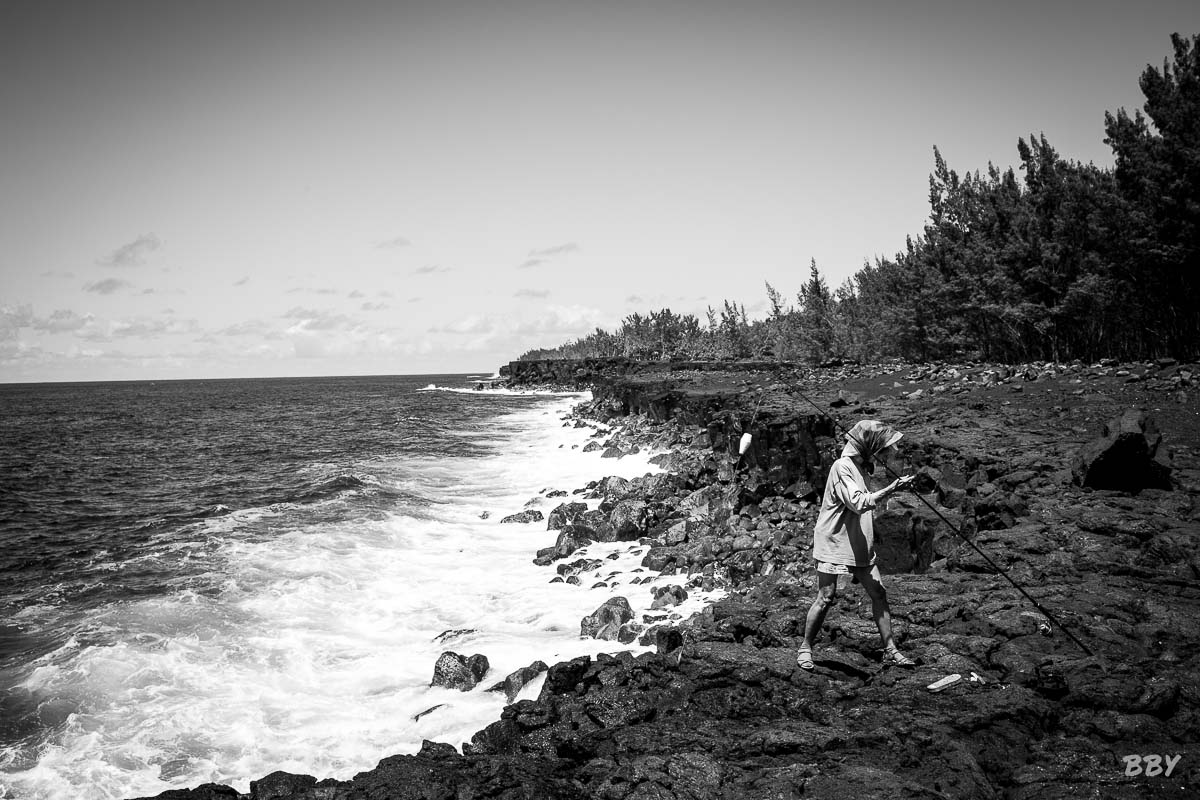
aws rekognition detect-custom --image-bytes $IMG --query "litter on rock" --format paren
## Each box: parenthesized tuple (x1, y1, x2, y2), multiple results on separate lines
(927, 674, 962, 693)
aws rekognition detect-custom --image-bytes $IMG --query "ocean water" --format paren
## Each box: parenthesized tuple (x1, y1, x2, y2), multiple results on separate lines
(0, 375, 720, 800)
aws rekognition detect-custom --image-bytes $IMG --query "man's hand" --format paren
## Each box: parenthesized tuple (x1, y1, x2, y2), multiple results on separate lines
(891, 474, 916, 492)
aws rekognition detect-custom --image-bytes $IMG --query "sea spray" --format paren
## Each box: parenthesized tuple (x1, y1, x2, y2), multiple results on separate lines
(0, 384, 723, 800)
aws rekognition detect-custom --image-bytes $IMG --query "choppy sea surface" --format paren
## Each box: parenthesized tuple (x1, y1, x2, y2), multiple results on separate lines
(0, 375, 718, 800)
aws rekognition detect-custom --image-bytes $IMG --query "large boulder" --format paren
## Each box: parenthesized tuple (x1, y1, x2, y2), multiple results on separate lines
(546, 501, 588, 530)
(581, 596, 634, 640)
(430, 652, 490, 691)
(631, 472, 679, 502)
(679, 484, 731, 519)
(551, 525, 597, 559)
(578, 508, 619, 542)
(1072, 409, 1172, 492)
(651, 584, 689, 609)
(593, 475, 635, 502)
(250, 772, 318, 800)
(486, 660, 548, 702)
(609, 499, 649, 539)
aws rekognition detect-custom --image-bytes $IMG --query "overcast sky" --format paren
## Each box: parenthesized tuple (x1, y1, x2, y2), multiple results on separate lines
(2, 0, 1197, 382)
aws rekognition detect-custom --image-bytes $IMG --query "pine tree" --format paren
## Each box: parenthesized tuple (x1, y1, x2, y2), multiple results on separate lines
(1104, 33, 1200, 356)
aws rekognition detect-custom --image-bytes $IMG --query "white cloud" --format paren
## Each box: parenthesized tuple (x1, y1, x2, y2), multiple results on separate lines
(286, 287, 340, 296)
(0, 339, 45, 360)
(281, 307, 365, 333)
(219, 319, 283, 339)
(68, 314, 200, 343)
(429, 315, 496, 335)
(110, 317, 200, 339)
(84, 278, 133, 294)
(33, 309, 91, 333)
(287, 325, 415, 360)
(376, 236, 412, 249)
(528, 242, 579, 258)
(514, 304, 611, 335)
(98, 233, 161, 267)
(427, 304, 613, 352)
(1, 304, 34, 340)
(515, 288, 550, 299)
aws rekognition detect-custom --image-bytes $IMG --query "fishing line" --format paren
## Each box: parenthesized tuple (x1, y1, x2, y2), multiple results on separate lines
(736, 388, 769, 460)
(778, 382, 1096, 658)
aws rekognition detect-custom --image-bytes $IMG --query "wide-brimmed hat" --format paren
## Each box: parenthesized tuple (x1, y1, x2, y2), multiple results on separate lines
(840, 420, 903, 461)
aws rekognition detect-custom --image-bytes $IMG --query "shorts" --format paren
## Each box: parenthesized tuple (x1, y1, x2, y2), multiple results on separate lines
(815, 560, 875, 575)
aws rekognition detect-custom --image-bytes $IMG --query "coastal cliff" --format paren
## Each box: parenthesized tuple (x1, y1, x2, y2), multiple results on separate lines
(138, 359, 1200, 799)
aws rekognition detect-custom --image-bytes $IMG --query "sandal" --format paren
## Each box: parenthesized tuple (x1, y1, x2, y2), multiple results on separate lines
(796, 646, 814, 671)
(884, 647, 916, 667)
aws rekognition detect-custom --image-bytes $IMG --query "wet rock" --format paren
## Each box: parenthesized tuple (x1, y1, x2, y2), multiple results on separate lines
(249, 771, 318, 800)
(664, 519, 702, 545)
(130, 784, 241, 800)
(581, 596, 634, 640)
(679, 484, 726, 518)
(1072, 409, 1173, 492)
(545, 501, 587, 530)
(549, 524, 597, 560)
(433, 628, 478, 644)
(617, 621, 644, 644)
(651, 584, 689, 609)
(573, 508, 617, 542)
(500, 509, 545, 524)
(609, 499, 648, 539)
(431, 651, 490, 691)
(649, 452, 681, 470)
(593, 475, 634, 502)
(556, 557, 603, 577)
(655, 627, 684, 654)
(487, 660, 549, 702)
(632, 472, 680, 502)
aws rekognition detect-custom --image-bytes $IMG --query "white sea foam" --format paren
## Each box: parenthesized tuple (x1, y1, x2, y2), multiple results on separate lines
(417, 384, 575, 396)
(0, 397, 723, 800)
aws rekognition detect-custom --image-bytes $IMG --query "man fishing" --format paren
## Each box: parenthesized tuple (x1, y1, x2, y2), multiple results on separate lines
(797, 419, 917, 670)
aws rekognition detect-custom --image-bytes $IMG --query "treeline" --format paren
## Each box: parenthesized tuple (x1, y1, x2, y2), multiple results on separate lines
(520, 34, 1199, 365)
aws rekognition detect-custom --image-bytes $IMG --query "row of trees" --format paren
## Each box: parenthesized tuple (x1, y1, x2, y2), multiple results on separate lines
(521, 34, 1199, 364)
(517, 302, 757, 361)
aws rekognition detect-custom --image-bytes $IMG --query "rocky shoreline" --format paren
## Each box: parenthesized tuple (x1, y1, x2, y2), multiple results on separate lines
(136, 360, 1199, 800)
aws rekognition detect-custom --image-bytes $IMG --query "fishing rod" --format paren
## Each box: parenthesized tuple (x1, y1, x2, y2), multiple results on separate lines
(774, 380, 1096, 659)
